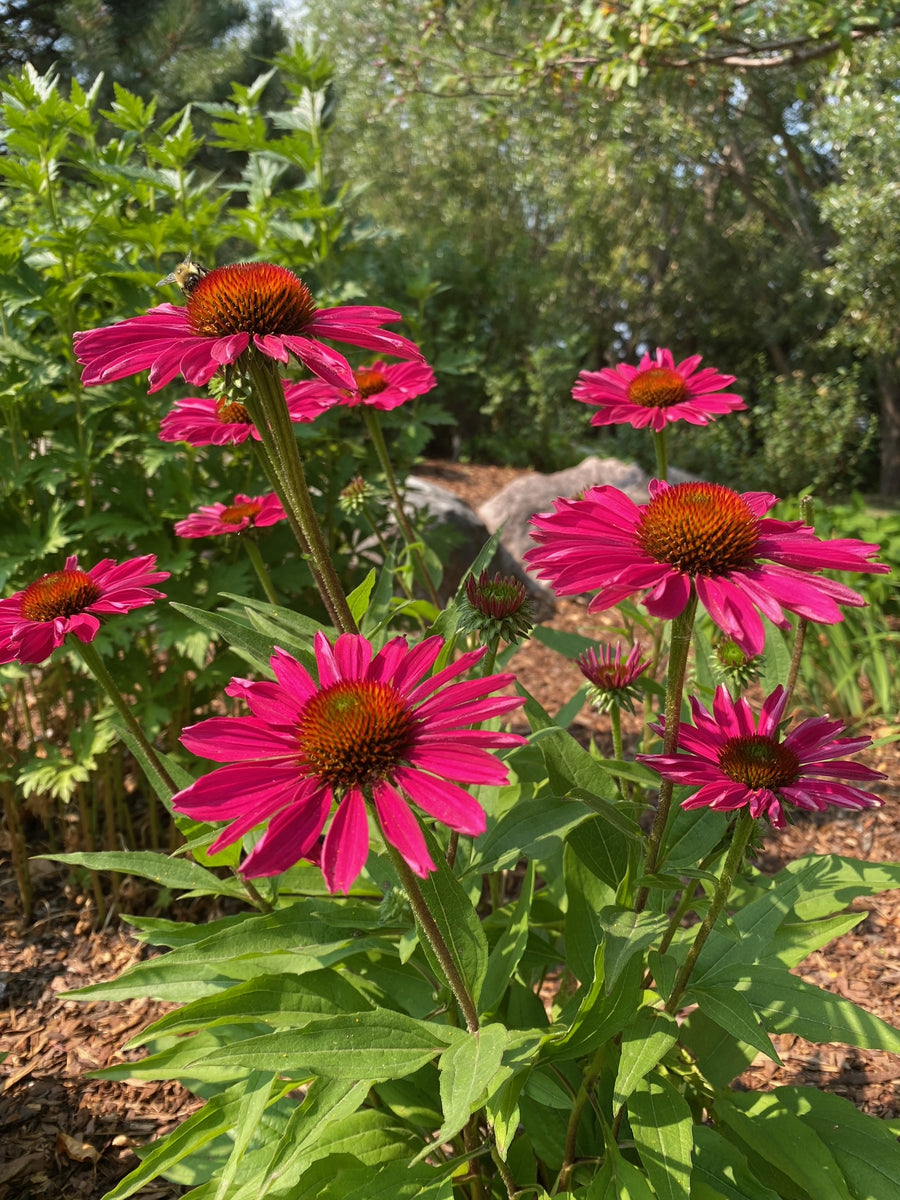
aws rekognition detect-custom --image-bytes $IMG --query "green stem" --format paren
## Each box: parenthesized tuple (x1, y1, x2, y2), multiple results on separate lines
(784, 495, 815, 707)
(252, 444, 338, 625)
(243, 536, 280, 604)
(386, 841, 480, 1033)
(557, 1044, 605, 1191)
(609, 704, 631, 801)
(635, 593, 698, 913)
(664, 811, 756, 1013)
(363, 407, 442, 610)
(245, 358, 357, 633)
(74, 639, 177, 798)
(653, 428, 669, 482)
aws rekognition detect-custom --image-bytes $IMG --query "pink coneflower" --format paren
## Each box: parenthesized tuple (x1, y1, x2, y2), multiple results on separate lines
(638, 685, 885, 829)
(173, 632, 526, 891)
(0, 555, 169, 665)
(159, 388, 328, 446)
(577, 641, 650, 714)
(74, 262, 425, 393)
(174, 493, 288, 538)
(283, 359, 437, 414)
(525, 480, 888, 657)
(573, 348, 745, 431)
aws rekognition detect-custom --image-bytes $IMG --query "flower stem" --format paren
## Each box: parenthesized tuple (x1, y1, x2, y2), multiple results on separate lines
(556, 1045, 605, 1190)
(73, 639, 177, 799)
(635, 593, 698, 913)
(252, 444, 340, 626)
(664, 810, 756, 1013)
(609, 704, 632, 802)
(243, 535, 280, 604)
(386, 842, 480, 1033)
(653, 428, 669, 482)
(246, 358, 357, 634)
(362, 407, 442, 609)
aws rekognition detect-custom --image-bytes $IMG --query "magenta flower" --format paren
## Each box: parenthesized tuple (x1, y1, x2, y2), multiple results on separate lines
(283, 358, 437, 414)
(175, 493, 288, 539)
(638, 685, 885, 829)
(74, 262, 425, 393)
(173, 632, 526, 891)
(0, 555, 169, 665)
(525, 480, 888, 657)
(577, 641, 650, 714)
(159, 389, 328, 446)
(573, 347, 745, 431)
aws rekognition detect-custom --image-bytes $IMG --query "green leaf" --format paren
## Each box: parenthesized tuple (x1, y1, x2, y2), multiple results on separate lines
(170, 601, 276, 674)
(414, 825, 488, 1003)
(600, 907, 670, 993)
(627, 1073, 693, 1200)
(691, 1125, 782, 1200)
(614, 1008, 678, 1107)
(468, 796, 588, 875)
(689, 986, 780, 1065)
(566, 811, 637, 890)
(99, 1079, 273, 1200)
(435, 1023, 509, 1143)
(773, 1086, 900, 1200)
(716, 1093, 853, 1200)
(479, 861, 534, 1014)
(200, 1010, 461, 1080)
(213, 1070, 276, 1200)
(586, 1144, 659, 1200)
(41, 851, 246, 899)
(347, 568, 376, 624)
(563, 843, 617, 986)
(743, 965, 900, 1051)
(486, 1070, 528, 1160)
(550, 951, 643, 1059)
(127, 970, 373, 1047)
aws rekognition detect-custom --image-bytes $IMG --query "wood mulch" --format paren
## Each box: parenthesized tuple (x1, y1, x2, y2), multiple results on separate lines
(1, 460, 898, 1198)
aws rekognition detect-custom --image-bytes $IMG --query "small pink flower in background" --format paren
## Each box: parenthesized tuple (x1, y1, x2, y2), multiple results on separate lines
(173, 631, 526, 891)
(283, 359, 437, 414)
(175, 493, 288, 539)
(573, 347, 745, 431)
(526, 479, 888, 657)
(0, 555, 169, 665)
(159, 389, 328, 446)
(638, 685, 885, 829)
(74, 261, 425, 393)
(577, 641, 650, 714)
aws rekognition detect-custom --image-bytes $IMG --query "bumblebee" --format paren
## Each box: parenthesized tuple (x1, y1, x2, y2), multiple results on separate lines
(157, 254, 209, 297)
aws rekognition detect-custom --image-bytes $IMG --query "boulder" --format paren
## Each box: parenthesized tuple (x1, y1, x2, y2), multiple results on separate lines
(478, 456, 655, 565)
(403, 476, 555, 617)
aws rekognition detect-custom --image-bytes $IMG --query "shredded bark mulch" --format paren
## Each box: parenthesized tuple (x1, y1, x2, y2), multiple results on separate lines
(2, 460, 898, 1198)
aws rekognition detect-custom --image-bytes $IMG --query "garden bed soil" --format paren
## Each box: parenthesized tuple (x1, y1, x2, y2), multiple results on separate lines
(1, 459, 898, 1199)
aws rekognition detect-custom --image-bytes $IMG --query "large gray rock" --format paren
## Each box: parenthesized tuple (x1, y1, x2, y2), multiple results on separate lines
(478, 456, 655, 565)
(403, 476, 555, 616)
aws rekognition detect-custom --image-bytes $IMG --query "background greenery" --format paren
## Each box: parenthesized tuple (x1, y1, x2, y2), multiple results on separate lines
(1, 3, 898, 882)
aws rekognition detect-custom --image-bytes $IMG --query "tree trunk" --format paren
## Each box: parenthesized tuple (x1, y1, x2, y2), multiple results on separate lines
(876, 357, 900, 497)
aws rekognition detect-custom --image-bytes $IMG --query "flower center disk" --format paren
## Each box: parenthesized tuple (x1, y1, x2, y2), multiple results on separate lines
(352, 368, 389, 398)
(637, 483, 760, 575)
(215, 397, 252, 425)
(21, 570, 102, 622)
(718, 734, 800, 790)
(297, 680, 417, 790)
(627, 366, 689, 409)
(187, 263, 318, 339)
(221, 501, 262, 526)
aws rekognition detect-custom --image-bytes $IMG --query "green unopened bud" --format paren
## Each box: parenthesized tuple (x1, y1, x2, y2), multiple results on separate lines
(711, 636, 763, 692)
(458, 570, 534, 645)
(339, 475, 378, 516)
(577, 641, 650, 715)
